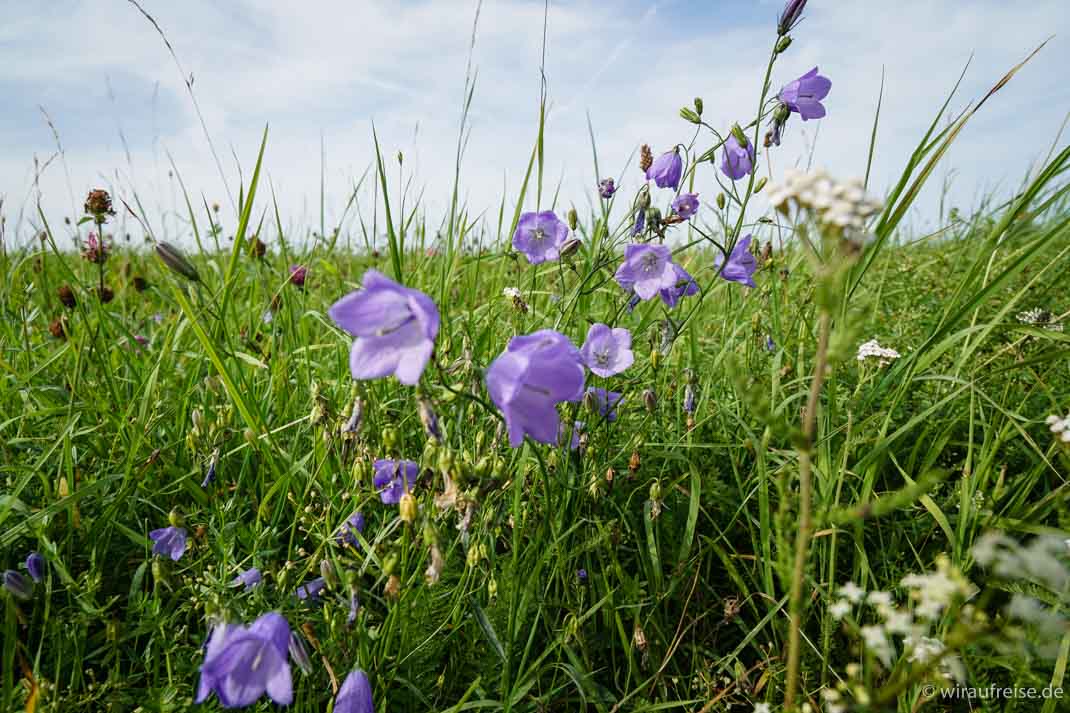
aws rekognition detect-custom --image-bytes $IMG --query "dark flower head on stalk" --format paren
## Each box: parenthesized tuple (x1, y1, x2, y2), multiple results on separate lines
(721, 135, 756, 181)
(715, 235, 759, 287)
(230, 567, 262, 591)
(580, 323, 634, 378)
(512, 210, 569, 264)
(614, 244, 680, 301)
(149, 525, 187, 561)
(328, 270, 439, 386)
(196, 612, 293, 708)
(289, 264, 308, 287)
(84, 189, 115, 220)
(373, 460, 419, 504)
(336, 511, 366, 547)
(26, 552, 45, 583)
(646, 149, 683, 191)
(335, 669, 375, 713)
(778, 0, 808, 35)
(585, 387, 624, 422)
(485, 329, 586, 448)
(671, 193, 700, 220)
(779, 67, 832, 120)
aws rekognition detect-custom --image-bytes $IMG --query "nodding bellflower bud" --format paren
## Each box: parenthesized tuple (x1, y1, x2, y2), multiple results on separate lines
(560, 237, 582, 259)
(775, 35, 793, 54)
(567, 208, 579, 231)
(730, 124, 749, 148)
(679, 107, 701, 125)
(778, 0, 808, 36)
(288, 631, 313, 675)
(399, 492, 417, 525)
(643, 389, 657, 413)
(418, 398, 442, 443)
(3, 570, 32, 600)
(155, 241, 201, 282)
(694, 97, 704, 116)
(716, 193, 726, 210)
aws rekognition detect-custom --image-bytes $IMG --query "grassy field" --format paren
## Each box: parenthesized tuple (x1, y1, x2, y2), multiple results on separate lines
(3, 5, 1070, 713)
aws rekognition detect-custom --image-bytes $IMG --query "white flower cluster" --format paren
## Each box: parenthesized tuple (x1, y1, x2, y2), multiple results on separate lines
(856, 339, 900, 366)
(502, 286, 522, 300)
(1045, 412, 1070, 443)
(766, 168, 884, 234)
(1017, 308, 1064, 331)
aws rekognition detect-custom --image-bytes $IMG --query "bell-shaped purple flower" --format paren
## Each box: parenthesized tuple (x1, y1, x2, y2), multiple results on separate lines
(26, 552, 45, 583)
(328, 270, 439, 386)
(335, 669, 375, 713)
(196, 612, 293, 708)
(585, 387, 623, 422)
(336, 511, 366, 547)
(779, 68, 831, 120)
(658, 263, 699, 308)
(149, 526, 187, 561)
(671, 193, 699, 220)
(721, 136, 756, 181)
(295, 576, 327, 601)
(485, 330, 586, 448)
(373, 460, 419, 504)
(646, 150, 683, 191)
(715, 235, 758, 287)
(230, 568, 262, 591)
(614, 244, 679, 301)
(580, 324, 634, 378)
(512, 211, 569, 264)
(3, 570, 32, 600)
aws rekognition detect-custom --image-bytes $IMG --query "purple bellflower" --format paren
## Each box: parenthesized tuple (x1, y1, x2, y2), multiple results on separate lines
(230, 568, 262, 591)
(779, 67, 831, 120)
(721, 136, 756, 181)
(485, 330, 586, 448)
(336, 511, 366, 547)
(512, 211, 569, 264)
(671, 193, 699, 220)
(715, 235, 758, 287)
(659, 263, 699, 309)
(295, 577, 327, 601)
(373, 460, 419, 504)
(26, 552, 45, 583)
(586, 388, 623, 422)
(149, 526, 188, 561)
(646, 150, 683, 191)
(196, 612, 293, 708)
(328, 270, 439, 386)
(335, 669, 375, 713)
(630, 207, 647, 237)
(614, 244, 679, 301)
(580, 324, 634, 378)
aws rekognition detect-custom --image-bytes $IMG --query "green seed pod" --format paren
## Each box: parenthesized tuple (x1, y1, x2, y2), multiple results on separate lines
(382, 552, 399, 577)
(716, 193, 726, 210)
(382, 426, 398, 451)
(243, 427, 257, 445)
(679, 107, 701, 125)
(168, 507, 185, 529)
(399, 493, 417, 524)
(754, 177, 768, 193)
(566, 208, 578, 231)
(730, 124, 749, 147)
(694, 97, 704, 115)
(775, 35, 793, 54)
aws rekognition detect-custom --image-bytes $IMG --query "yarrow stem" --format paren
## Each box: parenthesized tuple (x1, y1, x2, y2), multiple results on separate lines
(783, 309, 830, 710)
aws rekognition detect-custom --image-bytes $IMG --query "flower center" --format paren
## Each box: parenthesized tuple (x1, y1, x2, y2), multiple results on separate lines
(594, 349, 611, 367)
(640, 252, 660, 274)
(374, 312, 415, 337)
(531, 228, 546, 243)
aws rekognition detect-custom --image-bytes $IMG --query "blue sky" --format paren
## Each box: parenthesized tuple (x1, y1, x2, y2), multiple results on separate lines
(2, 0, 1069, 245)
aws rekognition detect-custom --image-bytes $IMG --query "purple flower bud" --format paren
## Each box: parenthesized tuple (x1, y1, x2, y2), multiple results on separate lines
(335, 669, 375, 713)
(630, 207, 646, 237)
(778, 0, 808, 35)
(348, 590, 361, 626)
(295, 577, 327, 601)
(289, 264, 307, 287)
(3, 570, 32, 600)
(26, 552, 45, 583)
(288, 631, 313, 675)
(766, 335, 777, 353)
(720, 136, 756, 181)
(645, 150, 683, 191)
(598, 178, 617, 199)
(342, 396, 364, 435)
(577, 568, 588, 584)
(684, 384, 697, 414)
(418, 398, 442, 443)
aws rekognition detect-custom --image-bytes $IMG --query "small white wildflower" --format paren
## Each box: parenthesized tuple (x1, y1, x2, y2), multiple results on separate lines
(866, 590, 893, 610)
(860, 625, 894, 667)
(856, 339, 901, 366)
(1017, 308, 1063, 331)
(503, 287, 522, 300)
(882, 608, 916, 635)
(262, 309, 274, 324)
(905, 636, 944, 664)
(752, 703, 772, 713)
(829, 599, 852, 620)
(838, 580, 865, 604)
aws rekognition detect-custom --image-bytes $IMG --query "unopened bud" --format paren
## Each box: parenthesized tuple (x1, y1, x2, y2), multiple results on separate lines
(288, 631, 313, 675)
(560, 237, 582, 259)
(488, 576, 498, 598)
(716, 193, 726, 210)
(320, 559, 339, 589)
(168, 508, 185, 529)
(693, 97, 704, 115)
(417, 398, 442, 443)
(679, 107, 701, 125)
(566, 208, 578, 231)
(730, 124, 749, 147)
(775, 35, 793, 54)
(155, 241, 201, 282)
(754, 177, 768, 193)
(642, 389, 657, 413)
(399, 492, 417, 524)
(243, 427, 257, 445)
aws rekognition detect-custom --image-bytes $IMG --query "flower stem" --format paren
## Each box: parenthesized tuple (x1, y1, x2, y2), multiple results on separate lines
(784, 308, 830, 710)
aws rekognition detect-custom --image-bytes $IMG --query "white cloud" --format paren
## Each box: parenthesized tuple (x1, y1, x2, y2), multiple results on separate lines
(1, 0, 1068, 247)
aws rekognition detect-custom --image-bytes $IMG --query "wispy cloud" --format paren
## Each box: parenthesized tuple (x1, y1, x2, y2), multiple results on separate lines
(1, 0, 1068, 244)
